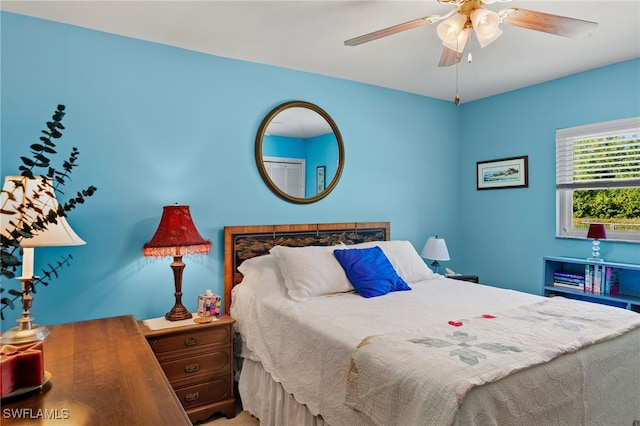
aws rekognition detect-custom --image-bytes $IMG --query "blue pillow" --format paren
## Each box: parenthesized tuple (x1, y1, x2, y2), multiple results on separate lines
(333, 246, 411, 298)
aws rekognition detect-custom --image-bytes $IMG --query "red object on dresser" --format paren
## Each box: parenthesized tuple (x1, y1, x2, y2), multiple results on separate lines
(0, 341, 45, 396)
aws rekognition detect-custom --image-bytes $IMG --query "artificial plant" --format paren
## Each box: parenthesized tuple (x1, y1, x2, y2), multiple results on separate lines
(0, 104, 97, 320)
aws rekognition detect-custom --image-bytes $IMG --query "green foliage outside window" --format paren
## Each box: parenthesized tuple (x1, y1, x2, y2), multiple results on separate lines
(573, 188, 640, 232)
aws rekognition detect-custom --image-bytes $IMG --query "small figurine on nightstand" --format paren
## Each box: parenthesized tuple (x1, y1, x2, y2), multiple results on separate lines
(195, 290, 221, 323)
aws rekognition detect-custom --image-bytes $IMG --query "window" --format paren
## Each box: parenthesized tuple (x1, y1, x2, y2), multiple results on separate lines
(556, 117, 640, 242)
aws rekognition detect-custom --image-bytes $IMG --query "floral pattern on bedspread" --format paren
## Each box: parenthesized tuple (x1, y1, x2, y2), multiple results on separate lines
(345, 297, 640, 426)
(410, 331, 523, 366)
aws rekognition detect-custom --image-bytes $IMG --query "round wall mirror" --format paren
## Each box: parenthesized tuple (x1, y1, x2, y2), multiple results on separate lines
(255, 101, 344, 204)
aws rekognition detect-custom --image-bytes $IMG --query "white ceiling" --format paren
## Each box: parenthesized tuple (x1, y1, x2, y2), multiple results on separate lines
(2, 0, 639, 103)
(266, 106, 333, 138)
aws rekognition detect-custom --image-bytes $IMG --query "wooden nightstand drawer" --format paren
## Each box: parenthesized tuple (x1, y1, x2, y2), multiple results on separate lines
(147, 325, 231, 354)
(139, 314, 236, 422)
(174, 375, 232, 409)
(160, 347, 231, 383)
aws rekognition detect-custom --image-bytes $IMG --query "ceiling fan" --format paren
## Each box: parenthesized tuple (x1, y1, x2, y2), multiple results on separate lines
(344, 0, 598, 67)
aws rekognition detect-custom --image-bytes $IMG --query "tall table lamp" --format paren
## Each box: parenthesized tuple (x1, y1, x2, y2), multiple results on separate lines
(0, 176, 86, 344)
(421, 236, 450, 274)
(143, 205, 211, 321)
(586, 223, 607, 261)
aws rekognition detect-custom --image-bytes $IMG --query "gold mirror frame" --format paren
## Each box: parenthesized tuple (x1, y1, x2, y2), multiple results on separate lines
(255, 101, 345, 204)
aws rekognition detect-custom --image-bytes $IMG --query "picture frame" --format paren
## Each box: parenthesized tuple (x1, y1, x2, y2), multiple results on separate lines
(477, 155, 528, 190)
(316, 165, 326, 193)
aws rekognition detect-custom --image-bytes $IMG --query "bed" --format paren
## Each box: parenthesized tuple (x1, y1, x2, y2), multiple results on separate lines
(224, 222, 640, 426)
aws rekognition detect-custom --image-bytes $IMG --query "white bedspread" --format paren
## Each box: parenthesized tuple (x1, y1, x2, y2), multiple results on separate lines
(232, 265, 640, 426)
(345, 297, 640, 426)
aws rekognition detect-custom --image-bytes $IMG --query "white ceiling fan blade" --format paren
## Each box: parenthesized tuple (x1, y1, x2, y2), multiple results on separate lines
(500, 8, 598, 38)
(438, 46, 463, 67)
(344, 10, 456, 47)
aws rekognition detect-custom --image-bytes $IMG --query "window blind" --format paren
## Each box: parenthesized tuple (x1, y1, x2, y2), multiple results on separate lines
(556, 117, 640, 189)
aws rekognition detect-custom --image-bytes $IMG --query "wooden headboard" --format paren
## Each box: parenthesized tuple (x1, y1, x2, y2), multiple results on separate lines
(223, 222, 390, 313)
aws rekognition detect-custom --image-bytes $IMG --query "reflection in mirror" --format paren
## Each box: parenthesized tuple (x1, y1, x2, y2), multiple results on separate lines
(255, 101, 344, 204)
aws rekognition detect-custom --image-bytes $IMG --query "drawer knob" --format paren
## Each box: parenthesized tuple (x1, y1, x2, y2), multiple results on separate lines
(185, 392, 200, 402)
(185, 363, 200, 373)
(184, 336, 199, 346)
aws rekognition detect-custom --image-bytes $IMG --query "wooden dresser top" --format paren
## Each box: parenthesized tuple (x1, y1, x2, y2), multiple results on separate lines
(1, 315, 190, 425)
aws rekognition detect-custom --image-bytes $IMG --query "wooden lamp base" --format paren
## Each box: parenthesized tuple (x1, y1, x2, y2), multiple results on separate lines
(165, 256, 193, 322)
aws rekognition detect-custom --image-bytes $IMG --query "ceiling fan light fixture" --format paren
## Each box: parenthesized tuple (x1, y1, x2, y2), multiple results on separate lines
(437, 13, 467, 44)
(471, 8, 503, 47)
(442, 28, 470, 53)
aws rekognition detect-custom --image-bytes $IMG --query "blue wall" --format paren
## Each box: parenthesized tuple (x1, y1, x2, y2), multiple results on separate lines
(263, 135, 306, 158)
(1, 12, 460, 325)
(1, 12, 638, 327)
(460, 59, 640, 293)
(305, 133, 339, 197)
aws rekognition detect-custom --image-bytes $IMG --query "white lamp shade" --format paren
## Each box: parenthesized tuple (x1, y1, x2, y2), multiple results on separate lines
(471, 9, 503, 48)
(421, 237, 450, 261)
(21, 216, 86, 247)
(437, 13, 468, 44)
(442, 28, 470, 53)
(0, 176, 85, 247)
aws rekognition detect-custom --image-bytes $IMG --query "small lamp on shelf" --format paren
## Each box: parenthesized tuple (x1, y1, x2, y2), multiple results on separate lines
(421, 236, 450, 274)
(143, 205, 211, 321)
(0, 176, 86, 344)
(586, 223, 607, 261)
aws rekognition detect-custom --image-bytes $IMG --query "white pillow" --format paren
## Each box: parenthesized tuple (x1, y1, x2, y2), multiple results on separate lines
(269, 245, 354, 301)
(238, 253, 276, 278)
(344, 240, 435, 283)
(231, 254, 285, 321)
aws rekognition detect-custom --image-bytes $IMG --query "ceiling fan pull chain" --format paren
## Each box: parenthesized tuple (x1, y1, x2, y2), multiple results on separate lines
(454, 63, 461, 106)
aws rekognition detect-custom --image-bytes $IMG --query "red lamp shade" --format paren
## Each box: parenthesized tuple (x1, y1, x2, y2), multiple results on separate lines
(143, 206, 211, 257)
(586, 223, 607, 240)
(143, 205, 210, 321)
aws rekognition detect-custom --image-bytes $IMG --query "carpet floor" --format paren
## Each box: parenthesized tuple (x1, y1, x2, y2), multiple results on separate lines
(197, 410, 259, 425)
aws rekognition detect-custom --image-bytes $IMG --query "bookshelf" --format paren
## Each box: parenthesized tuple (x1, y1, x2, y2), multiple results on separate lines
(543, 256, 640, 312)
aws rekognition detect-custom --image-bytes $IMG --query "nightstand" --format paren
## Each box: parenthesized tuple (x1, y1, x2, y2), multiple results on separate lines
(138, 314, 235, 423)
(446, 274, 479, 283)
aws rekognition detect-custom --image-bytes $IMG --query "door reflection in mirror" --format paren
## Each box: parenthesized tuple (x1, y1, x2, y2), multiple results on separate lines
(262, 131, 338, 197)
(262, 156, 305, 198)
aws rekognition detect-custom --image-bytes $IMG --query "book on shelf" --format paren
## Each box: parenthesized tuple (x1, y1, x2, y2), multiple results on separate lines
(552, 270, 585, 291)
(603, 266, 611, 295)
(553, 276, 585, 285)
(553, 281, 584, 290)
(553, 277, 585, 284)
(608, 267, 621, 295)
(585, 264, 603, 294)
(549, 263, 625, 296)
(553, 271, 585, 281)
(582, 264, 621, 296)
(594, 264, 602, 294)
